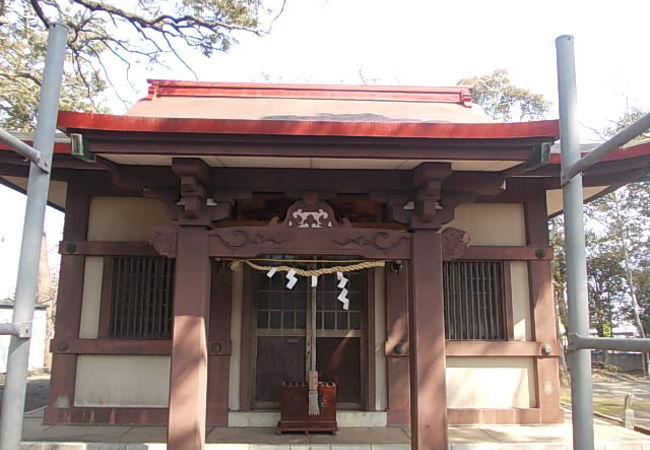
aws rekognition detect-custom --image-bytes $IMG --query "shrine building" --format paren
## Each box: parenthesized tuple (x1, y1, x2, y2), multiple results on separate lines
(2, 80, 649, 449)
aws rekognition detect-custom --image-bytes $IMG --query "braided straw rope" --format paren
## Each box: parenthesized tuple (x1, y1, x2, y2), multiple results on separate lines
(230, 259, 385, 275)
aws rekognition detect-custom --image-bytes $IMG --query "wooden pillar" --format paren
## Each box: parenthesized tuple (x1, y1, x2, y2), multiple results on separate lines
(409, 230, 448, 449)
(207, 263, 232, 425)
(525, 184, 563, 423)
(385, 263, 410, 426)
(167, 227, 212, 449)
(45, 186, 89, 423)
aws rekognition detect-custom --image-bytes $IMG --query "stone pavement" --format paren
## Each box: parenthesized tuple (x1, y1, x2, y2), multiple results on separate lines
(0, 374, 50, 417)
(592, 374, 650, 430)
(17, 407, 650, 449)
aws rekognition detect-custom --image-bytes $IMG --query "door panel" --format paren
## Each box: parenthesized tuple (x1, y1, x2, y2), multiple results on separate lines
(317, 336, 362, 404)
(255, 336, 305, 405)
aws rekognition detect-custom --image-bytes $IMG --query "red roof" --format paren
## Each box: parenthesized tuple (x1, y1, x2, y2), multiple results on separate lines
(57, 111, 558, 140)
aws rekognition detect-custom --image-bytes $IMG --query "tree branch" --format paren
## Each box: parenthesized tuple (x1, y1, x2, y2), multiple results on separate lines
(29, 0, 50, 27)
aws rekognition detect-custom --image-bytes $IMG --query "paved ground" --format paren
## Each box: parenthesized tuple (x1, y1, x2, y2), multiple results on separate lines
(2, 370, 650, 448)
(592, 370, 650, 429)
(0, 375, 50, 418)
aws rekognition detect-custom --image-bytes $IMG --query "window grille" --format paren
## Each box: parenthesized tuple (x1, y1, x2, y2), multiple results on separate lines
(110, 256, 175, 339)
(443, 261, 505, 340)
(255, 256, 363, 333)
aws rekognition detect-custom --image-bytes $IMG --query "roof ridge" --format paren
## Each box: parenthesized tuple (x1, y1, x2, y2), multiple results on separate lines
(141, 79, 474, 106)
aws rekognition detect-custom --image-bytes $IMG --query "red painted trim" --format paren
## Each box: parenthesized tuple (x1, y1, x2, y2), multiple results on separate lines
(144, 79, 474, 104)
(58, 111, 559, 141)
(548, 141, 650, 164)
(0, 140, 70, 154)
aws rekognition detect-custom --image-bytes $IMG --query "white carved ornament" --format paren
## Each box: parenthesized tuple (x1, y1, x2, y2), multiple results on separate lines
(288, 208, 333, 228)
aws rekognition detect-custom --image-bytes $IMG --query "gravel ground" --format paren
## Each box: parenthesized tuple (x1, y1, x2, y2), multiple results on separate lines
(0, 375, 50, 419)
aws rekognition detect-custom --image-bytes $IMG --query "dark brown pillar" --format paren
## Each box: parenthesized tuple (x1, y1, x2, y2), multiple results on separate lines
(385, 263, 410, 426)
(409, 230, 448, 449)
(45, 186, 90, 423)
(167, 227, 212, 449)
(525, 185, 563, 423)
(207, 264, 232, 425)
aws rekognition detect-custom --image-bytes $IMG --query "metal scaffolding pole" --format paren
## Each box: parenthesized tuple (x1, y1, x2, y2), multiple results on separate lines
(555, 35, 595, 450)
(0, 23, 67, 450)
(556, 35, 650, 450)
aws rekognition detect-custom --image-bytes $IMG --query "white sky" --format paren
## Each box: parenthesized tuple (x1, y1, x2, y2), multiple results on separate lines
(1, 0, 649, 298)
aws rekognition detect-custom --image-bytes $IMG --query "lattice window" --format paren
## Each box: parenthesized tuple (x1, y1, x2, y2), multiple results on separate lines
(443, 261, 506, 340)
(110, 256, 175, 339)
(255, 256, 364, 333)
(316, 271, 362, 331)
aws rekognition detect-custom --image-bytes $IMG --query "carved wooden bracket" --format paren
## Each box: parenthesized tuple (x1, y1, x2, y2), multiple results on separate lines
(140, 158, 233, 227)
(385, 163, 454, 230)
(150, 225, 178, 258)
(441, 227, 471, 261)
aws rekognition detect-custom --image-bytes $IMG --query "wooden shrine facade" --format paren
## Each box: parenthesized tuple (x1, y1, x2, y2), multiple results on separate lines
(2, 81, 650, 450)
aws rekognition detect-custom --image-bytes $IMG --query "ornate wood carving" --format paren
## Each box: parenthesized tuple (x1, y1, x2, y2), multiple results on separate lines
(441, 227, 470, 261)
(210, 196, 409, 258)
(210, 227, 410, 259)
(150, 225, 178, 258)
(271, 196, 349, 228)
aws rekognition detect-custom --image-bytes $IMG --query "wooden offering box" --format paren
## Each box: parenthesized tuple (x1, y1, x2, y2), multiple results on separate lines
(277, 382, 337, 434)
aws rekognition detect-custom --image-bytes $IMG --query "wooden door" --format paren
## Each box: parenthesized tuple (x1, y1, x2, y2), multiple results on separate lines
(251, 257, 366, 409)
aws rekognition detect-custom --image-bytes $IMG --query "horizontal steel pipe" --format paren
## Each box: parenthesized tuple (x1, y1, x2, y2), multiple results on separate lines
(568, 333, 650, 352)
(561, 110, 650, 185)
(0, 323, 19, 336)
(0, 127, 49, 172)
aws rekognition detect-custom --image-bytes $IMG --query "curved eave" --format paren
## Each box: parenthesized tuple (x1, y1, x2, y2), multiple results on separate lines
(57, 111, 559, 141)
(538, 141, 650, 218)
(548, 141, 650, 165)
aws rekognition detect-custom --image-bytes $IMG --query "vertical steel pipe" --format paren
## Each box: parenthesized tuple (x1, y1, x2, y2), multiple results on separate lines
(556, 34, 595, 450)
(0, 23, 67, 450)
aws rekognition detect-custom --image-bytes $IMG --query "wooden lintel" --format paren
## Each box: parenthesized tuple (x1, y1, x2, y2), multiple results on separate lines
(209, 226, 411, 259)
(452, 246, 553, 261)
(445, 340, 560, 357)
(59, 241, 158, 256)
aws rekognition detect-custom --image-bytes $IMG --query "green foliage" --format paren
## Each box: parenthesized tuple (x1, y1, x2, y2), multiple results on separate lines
(457, 69, 551, 122)
(0, 2, 107, 131)
(0, 0, 278, 131)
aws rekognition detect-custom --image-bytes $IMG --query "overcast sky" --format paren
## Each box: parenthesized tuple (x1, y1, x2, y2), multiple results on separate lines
(1, 0, 649, 298)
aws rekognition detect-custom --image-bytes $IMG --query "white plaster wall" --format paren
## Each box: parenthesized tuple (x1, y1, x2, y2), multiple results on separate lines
(87, 196, 172, 242)
(78, 257, 103, 339)
(510, 261, 532, 341)
(446, 357, 535, 408)
(228, 269, 244, 411)
(373, 267, 387, 411)
(0, 307, 47, 373)
(446, 203, 526, 246)
(74, 355, 170, 407)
